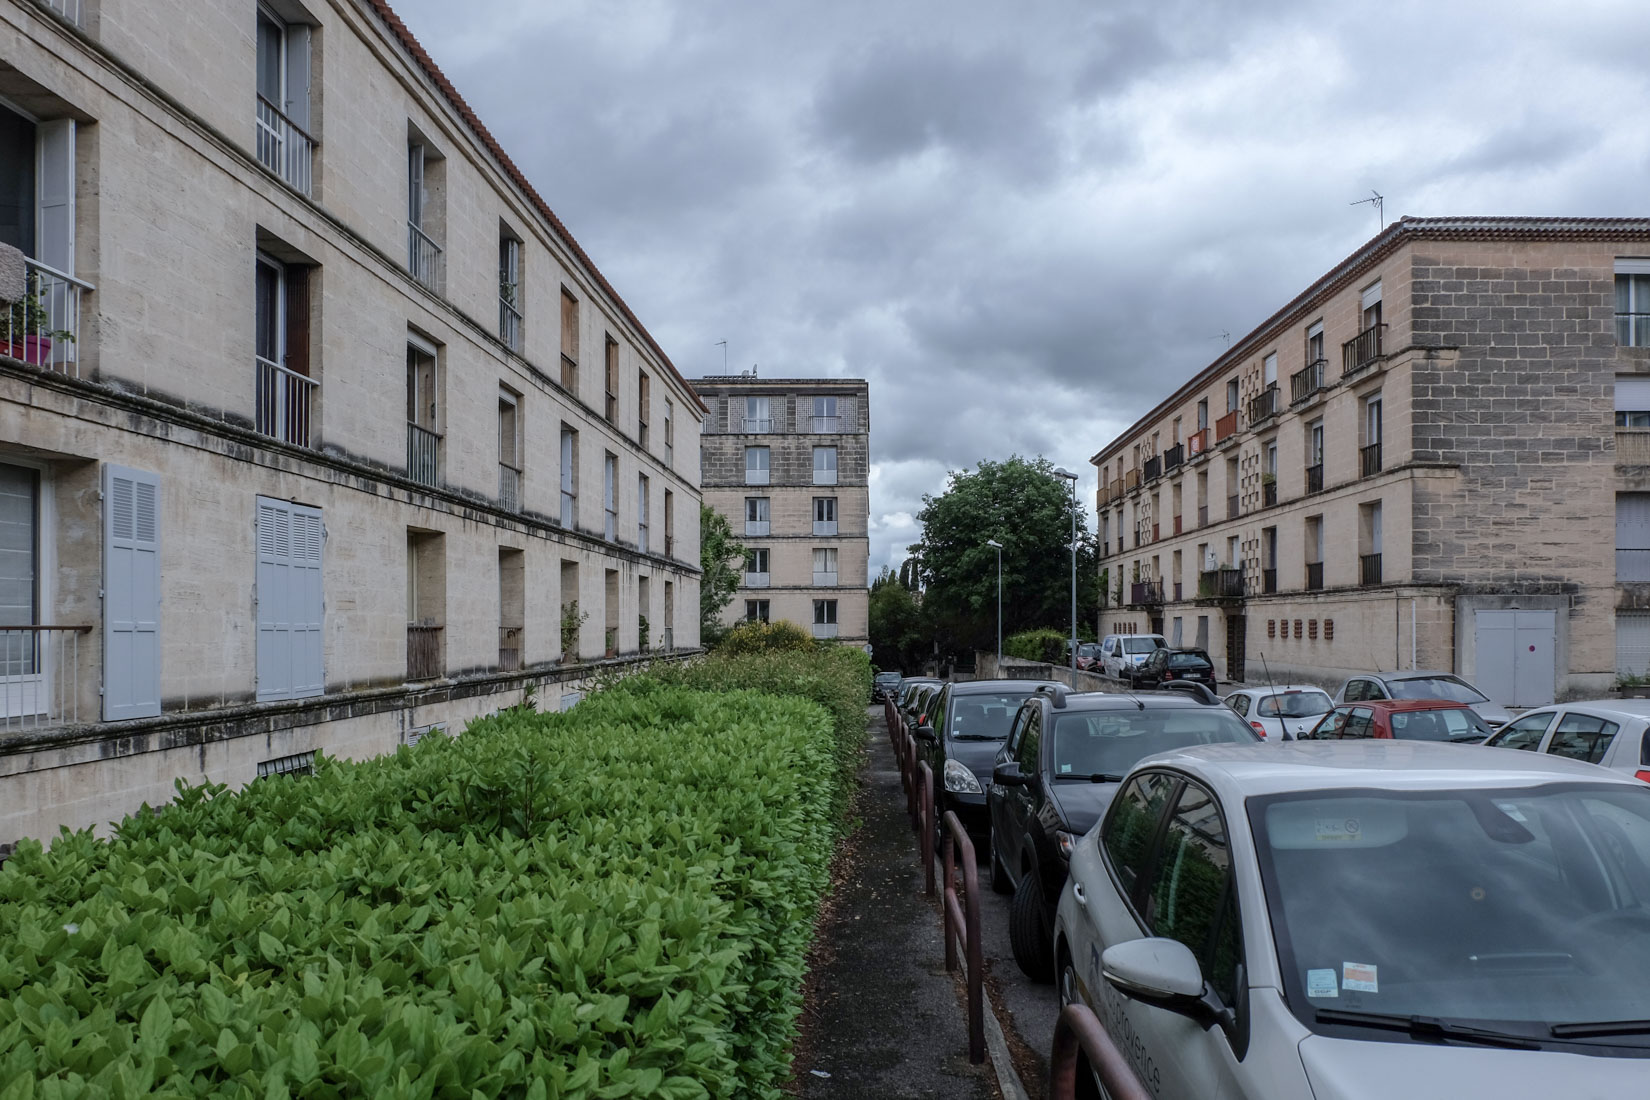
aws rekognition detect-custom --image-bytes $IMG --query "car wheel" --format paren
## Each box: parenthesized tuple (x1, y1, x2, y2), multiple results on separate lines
(1058, 952, 1080, 1010)
(989, 828, 1012, 894)
(1009, 867, 1054, 982)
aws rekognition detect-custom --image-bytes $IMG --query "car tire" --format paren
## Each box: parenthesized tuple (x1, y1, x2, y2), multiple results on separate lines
(989, 828, 1012, 895)
(1009, 867, 1054, 982)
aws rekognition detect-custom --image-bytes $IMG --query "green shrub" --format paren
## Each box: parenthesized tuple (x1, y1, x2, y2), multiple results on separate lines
(1004, 627, 1068, 664)
(0, 685, 844, 1099)
(712, 620, 815, 656)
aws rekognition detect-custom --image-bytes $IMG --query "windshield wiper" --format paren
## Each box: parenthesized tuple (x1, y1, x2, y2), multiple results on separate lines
(952, 734, 1005, 741)
(1053, 772, 1126, 783)
(1315, 1009, 1538, 1049)
(1550, 1019, 1650, 1039)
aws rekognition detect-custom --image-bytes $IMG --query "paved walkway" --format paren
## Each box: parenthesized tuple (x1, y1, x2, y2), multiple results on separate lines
(794, 712, 1000, 1100)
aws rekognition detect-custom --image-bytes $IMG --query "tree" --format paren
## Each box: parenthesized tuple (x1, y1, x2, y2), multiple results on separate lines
(910, 456, 1099, 655)
(700, 504, 745, 644)
(869, 566, 926, 672)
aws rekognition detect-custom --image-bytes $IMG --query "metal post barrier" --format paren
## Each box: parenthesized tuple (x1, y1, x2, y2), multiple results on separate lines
(941, 810, 984, 1063)
(917, 762, 935, 896)
(1048, 1003, 1153, 1100)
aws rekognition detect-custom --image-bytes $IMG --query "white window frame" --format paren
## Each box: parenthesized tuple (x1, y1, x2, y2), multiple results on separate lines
(813, 546, 839, 587)
(559, 426, 576, 527)
(746, 547, 771, 588)
(745, 446, 770, 485)
(637, 473, 649, 549)
(744, 396, 772, 433)
(603, 453, 617, 541)
(813, 446, 838, 486)
(813, 496, 838, 536)
(1617, 262, 1650, 348)
(0, 459, 53, 721)
(745, 496, 770, 537)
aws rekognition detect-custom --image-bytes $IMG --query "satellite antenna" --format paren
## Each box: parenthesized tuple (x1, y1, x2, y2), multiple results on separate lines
(714, 340, 727, 372)
(1351, 190, 1384, 233)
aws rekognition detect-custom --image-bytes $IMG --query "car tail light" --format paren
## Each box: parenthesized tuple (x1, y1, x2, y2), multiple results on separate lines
(1251, 722, 1267, 736)
(1636, 770, 1650, 784)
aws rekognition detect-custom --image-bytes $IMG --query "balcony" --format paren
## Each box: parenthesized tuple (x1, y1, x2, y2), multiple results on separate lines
(499, 464, 520, 511)
(1360, 553, 1383, 585)
(1360, 442, 1383, 477)
(1152, 522, 1160, 541)
(1143, 455, 1163, 482)
(1262, 568, 1278, 594)
(746, 519, 770, 537)
(1097, 486, 1112, 510)
(407, 423, 440, 486)
(1290, 358, 1327, 404)
(812, 416, 839, 432)
(255, 96, 314, 196)
(1109, 477, 1125, 500)
(745, 571, 771, 588)
(1187, 428, 1210, 459)
(1215, 410, 1238, 443)
(1306, 562, 1324, 591)
(813, 571, 839, 587)
(1342, 322, 1387, 376)
(1227, 494, 1239, 520)
(743, 417, 773, 433)
(813, 519, 837, 536)
(1198, 567, 1246, 601)
(1130, 580, 1165, 606)
(2, 257, 92, 378)
(407, 623, 443, 680)
(1, 625, 91, 731)
(812, 622, 839, 640)
(499, 293, 522, 353)
(1305, 463, 1324, 494)
(1173, 515, 1183, 536)
(1125, 469, 1142, 492)
(407, 222, 445, 294)
(256, 357, 317, 447)
(1262, 479, 1277, 507)
(1619, 429, 1650, 465)
(499, 627, 521, 672)
(1247, 385, 1280, 425)
(1163, 443, 1184, 473)
(1197, 504, 1208, 527)
(1173, 582, 1183, 602)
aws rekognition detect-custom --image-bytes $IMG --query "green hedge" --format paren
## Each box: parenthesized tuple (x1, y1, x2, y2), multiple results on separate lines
(1003, 628, 1069, 664)
(0, 682, 849, 1099)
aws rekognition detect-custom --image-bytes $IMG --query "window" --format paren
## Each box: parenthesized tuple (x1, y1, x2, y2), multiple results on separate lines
(603, 453, 617, 541)
(1101, 772, 1178, 899)
(1305, 515, 1323, 590)
(254, 252, 314, 447)
(745, 599, 770, 623)
(1362, 393, 1383, 476)
(498, 388, 520, 511)
(0, 463, 48, 723)
(812, 598, 839, 638)
(1619, 263, 1650, 347)
(636, 473, 649, 549)
(638, 371, 650, 449)
(813, 395, 839, 432)
(255, 496, 322, 701)
(499, 547, 523, 671)
(1489, 711, 1554, 751)
(405, 337, 441, 486)
(257, 750, 316, 779)
(406, 530, 445, 679)
(1360, 501, 1382, 584)
(1226, 377, 1239, 413)
(1015, 708, 1042, 774)
(499, 230, 522, 351)
(745, 547, 770, 586)
(560, 288, 579, 391)
(1306, 320, 1324, 365)
(406, 140, 443, 292)
(1263, 351, 1277, 387)
(745, 396, 771, 433)
(1306, 417, 1324, 493)
(813, 547, 839, 586)
(813, 496, 838, 536)
(604, 336, 619, 422)
(813, 446, 838, 485)
(663, 489, 675, 557)
(1546, 712, 1620, 765)
(1620, 411, 1650, 429)
(663, 397, 674, 463)
(745, 496, 770, 536)
(745, 446, 770, 485)
(559, 426, 577, 527)
(1172, 417, 1181, 446)
(1361, 280, 1383, 330)
(1196, 398, 1208, 431)
(1143, 782, 1241, 1004)
(255, 5, 313, 195)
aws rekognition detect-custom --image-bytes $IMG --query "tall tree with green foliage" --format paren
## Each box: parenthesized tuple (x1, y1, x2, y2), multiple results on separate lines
(869, 566, 926, 672)
(700, 503, 745, 644)
(910, 455, 1099, 654)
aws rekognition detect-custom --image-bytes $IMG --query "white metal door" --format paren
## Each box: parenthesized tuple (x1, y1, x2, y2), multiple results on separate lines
(1475, 609, 1556, 709)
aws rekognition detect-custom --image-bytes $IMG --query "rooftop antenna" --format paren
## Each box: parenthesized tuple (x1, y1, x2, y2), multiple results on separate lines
(714, 340, 727, 372)
(1351, 190, 1384, 234)
(1209, 331, 1231, 350)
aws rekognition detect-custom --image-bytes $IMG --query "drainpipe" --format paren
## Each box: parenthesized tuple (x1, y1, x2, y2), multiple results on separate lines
(1411, 597, 1418, 670)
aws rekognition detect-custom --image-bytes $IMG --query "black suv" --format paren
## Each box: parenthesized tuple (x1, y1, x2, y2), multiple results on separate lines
(1130, 646, 1216, 689)
(987, 686, 1258, 980)
(912, 678, 1060, 840)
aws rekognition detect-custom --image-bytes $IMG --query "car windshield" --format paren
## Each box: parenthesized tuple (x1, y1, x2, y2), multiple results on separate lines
(1387, 707, 1495, 743)
(1123, 638, 1161, 654)
(876, 673, 901, 684)
(947, 692, 1036, 740)
(1078, 644, 1104, 658)
(1386, 675, 1489, 704)
(1258, 691, 1333, 718)
(1252, 784, 1650, 1044)
(1049, 709, 1253, 778)
(1167, 653, 1210, 668)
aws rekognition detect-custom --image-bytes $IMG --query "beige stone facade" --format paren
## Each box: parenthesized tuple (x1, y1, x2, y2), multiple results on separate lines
(1092, 217, 1650, 707)
(0, 0, 702, 848)
(691, 377, 870, 647)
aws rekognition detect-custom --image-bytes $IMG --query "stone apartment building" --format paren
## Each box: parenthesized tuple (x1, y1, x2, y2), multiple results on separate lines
(691, 376, 869, 647)
(0, 0, 703, 847)
(1092, 216, 1650, 707)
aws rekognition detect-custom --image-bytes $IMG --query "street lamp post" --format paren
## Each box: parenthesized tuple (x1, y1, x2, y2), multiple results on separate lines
(986, 539, 1003, 669)
(1053, 468, 1079, 675)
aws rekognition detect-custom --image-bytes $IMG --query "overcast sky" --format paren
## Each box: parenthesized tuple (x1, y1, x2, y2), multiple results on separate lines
(391, 0, 1649, 577)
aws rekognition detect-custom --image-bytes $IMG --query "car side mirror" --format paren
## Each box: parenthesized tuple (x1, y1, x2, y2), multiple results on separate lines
(914, 724, 937, 743)
(1101, 939, 1214, 1024)
(992, 761, 1026, 787)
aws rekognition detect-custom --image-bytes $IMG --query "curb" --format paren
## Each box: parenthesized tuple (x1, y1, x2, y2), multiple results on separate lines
(981, 990, 1031, 1100)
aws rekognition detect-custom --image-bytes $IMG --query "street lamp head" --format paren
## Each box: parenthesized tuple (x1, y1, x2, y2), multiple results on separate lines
(986, 538, 1002, 548)
(1052, 467, 1078, 480)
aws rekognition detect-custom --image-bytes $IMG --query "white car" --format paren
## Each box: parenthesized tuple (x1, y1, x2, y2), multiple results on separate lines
(1053, 742, 1650, 1099)
(1099, 633, 1167, 678)
(1482, 699, 1650, 781)
(1223, 684, 1334, 741)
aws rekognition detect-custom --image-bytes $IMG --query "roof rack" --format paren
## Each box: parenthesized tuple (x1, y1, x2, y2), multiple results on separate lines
(1033, 683, 1070, 709)
(1158, 682, 1222, 706)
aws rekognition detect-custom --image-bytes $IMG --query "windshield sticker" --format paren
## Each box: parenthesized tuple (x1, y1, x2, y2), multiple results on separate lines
(1306, 969, 1338, 998)
(1314, 818, 1363, 843)
(1493, 800, 1528, 823)
(1342, 962, 1378, 993)
(1060, 763, 1072, 773)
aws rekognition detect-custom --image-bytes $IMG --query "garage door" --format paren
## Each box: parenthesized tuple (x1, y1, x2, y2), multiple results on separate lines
(1474, 610, 1555, 710)
(1619, 611, 1650, 678)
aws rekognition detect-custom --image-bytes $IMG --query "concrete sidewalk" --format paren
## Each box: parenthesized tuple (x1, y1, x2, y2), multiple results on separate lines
(794, 712, 1001, 1100)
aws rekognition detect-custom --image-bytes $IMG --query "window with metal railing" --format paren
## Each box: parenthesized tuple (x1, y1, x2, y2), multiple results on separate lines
(406, 340, 441, 486)
(255, 9, 314, 195)
(254, 254, 316, 447)
(1360, 553, 1383, 585)
(499, 234, 522, 351)
(407, 143, 445, 293)
(1305, 464, 1324, 494)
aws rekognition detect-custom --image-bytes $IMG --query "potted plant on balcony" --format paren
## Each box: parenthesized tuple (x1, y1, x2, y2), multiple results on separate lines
(559, 600, 587, 663)
(5, 282, 74, 365)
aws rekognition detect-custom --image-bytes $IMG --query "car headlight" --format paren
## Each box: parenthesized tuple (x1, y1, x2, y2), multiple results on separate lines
(943, 758, 983, 794)
(1055, 829, 1079, 860)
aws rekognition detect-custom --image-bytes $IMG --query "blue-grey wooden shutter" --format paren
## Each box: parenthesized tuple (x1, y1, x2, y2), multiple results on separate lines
(257, 497, 323, 700)
(103, 464, 160, 719)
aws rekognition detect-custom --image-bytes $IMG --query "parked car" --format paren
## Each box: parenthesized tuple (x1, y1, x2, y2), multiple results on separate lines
(1129, 647, 1215, 689)
(1054, 742, 1650, 1099)
(892, 677, 941, 735)
(1481, 700, 1650, 781)
(1098, 633, 1167, 678)
(872, 671, 902, 703)
(987, 686, 1257, 981)
(1302, 699, 1495, 743)
(911, 678, 1061, 840)
(900, 682, 943, 735)
(1074, 643, 1105, 671)
(1334, 669, 1511, 728)
(1223, 684, 1334, 741)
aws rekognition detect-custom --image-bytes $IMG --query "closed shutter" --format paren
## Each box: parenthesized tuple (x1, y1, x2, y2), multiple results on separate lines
(1618, 377, 1650, 412)
(103, 465, 161, 720)
(256, 496, 323, 700)
(284, 25, 311, 132)
(1619, 493, 1650, 581)
(1618, 611, 1650, 678)
(35, 120, 74, 275)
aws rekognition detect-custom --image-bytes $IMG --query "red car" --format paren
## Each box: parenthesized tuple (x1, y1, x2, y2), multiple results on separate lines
(1303, 698, 1495, 743)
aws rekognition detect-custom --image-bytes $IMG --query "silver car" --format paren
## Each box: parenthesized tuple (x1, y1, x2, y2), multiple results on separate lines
(1223, 684, 1334, 741)
(1482, 699, 1650, 782)
(1335, 669, 1511, 728)
(1054, 742, 1650, 1099)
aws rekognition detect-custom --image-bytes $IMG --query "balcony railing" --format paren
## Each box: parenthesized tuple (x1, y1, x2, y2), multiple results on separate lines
(1305, 463, 1324, 494)
(256, 356, 317, 447)
(1290, 358, 1327, 404)
(813, 519, 837, 536)
(1197, 504, 1208, 528)
(1163, 443, 1184, 472)
(1, 625, 90, 731)
(1109, 478, 1125, 500)
(1152, 522, 1160, 541)
(1173, 582, 1183, 602)
(812, 416, 839, 432)
(1262, 568, 1278, 594)
(1247, 385, 1280, 425)
(812, 622, 839, 640)
(255, 96, 314, 196)
(1618, 429, 1650, 465)
(746, 519, 770, 537)
(743, 417, 773, 433)
(2, 257, 92, 378)
(1360, 553, 1383, 585)
(1187, 427, 1210, 458)
(638, 522, 648, 551)
(1130, 580, 1165, 606)
(665, 535, 675, 559)
(560, 489, 575, 528)
(745, 571, 771, 588)
(1143, 455, 1162, 482)
(813, 571, 839, 587)
(499, 464, 520, 510)
(815, 468, 837, 486)
(1215, 410, 1238, 443)
(605, 508, 617, 541)
(662, 627, 674, 652)
(1198, 567, 1246, 600)
(1262, 480, 1277, 507)
(1342, 322, 1387, 375)
(1306, 562, 1324, 590)
(407, 623, 443, 680)
(1360, 442, 1383, 477)
(1227, 494, 1238, 520)
(499, 294, 522, 352)
(407, 423, 440, 486)
(407, 221, 445, 293)
(746, 467, 770, 486)
(1125, 469, 1141, 491)
(1173, 515, 1183, 535)
(499, 627, 521, 672)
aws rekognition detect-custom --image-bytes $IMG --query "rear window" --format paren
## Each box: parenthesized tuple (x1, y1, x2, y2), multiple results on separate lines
(1167, 653, 1211, 669)
(1257, 691, 1332, 718)
(1387, 707, 1493, 743)
(1079, 644, 1104, 658)
(1386, 676, 1488, 704)
(1050, 708, 1255, 778)
(1123, 638, 1162, 654)
(1546, 712, 1620, 765)
(947, 692, 1035, 740)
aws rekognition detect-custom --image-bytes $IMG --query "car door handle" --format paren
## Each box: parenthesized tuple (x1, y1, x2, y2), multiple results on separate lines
(1073, 883, 1088, 908)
